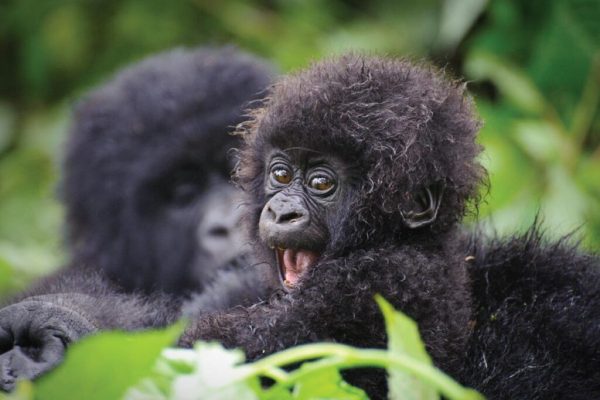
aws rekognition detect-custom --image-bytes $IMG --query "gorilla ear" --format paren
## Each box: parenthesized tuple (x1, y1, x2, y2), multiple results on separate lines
(401, 184, 445, 229)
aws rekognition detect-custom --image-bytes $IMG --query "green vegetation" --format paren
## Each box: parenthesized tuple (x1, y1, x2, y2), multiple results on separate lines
(0, 298, 484, 400)
(0, 1, 598, 398)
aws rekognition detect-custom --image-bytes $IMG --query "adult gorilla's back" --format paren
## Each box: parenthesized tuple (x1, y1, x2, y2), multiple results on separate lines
(62, 47, 275, 294)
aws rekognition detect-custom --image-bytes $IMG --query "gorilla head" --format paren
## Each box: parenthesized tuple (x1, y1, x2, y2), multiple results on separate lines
(236, 55, 484, 290)
(62, 47, 275, 294)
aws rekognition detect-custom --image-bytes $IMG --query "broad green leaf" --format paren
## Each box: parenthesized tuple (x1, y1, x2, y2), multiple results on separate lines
(35, 324, 183, 400)
(292, 365, 368, 400)
(262, 386, 294, 400)
(376, 296, 437, 400)
(376, 297, 484, 400)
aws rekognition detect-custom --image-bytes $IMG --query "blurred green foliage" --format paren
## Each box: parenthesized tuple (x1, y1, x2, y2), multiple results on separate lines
(0, 0, 598, 296)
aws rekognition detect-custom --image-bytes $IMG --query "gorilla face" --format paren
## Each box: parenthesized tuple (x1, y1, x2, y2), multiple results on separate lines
(132, 151, 248, 293)
(258, 149, 342, 288)
(257, 147, 443, 289)
(194, 177, 249, 282)
(61, 47, 276, 295)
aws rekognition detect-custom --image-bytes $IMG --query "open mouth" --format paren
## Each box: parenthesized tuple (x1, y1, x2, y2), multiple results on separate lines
(275, 248, 320, 289)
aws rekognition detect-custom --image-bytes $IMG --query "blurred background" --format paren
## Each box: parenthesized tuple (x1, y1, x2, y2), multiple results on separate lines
(0, 0, 598, 296)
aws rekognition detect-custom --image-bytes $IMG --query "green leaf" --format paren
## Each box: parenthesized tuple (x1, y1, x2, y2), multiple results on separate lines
(261, 385, 294, 400)
(35, 324, 183, 400)
(291, 366, 368, 400)
(376, 296, 438, 400)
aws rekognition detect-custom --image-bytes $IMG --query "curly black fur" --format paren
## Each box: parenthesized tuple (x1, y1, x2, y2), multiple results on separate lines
(461, 226, 600, 399)
(61, 46, 274, 294)
(180, 55, 600, 399)
(236, 56, 485, 252)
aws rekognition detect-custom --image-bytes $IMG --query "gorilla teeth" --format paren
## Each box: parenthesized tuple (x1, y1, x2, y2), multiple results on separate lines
(275, 249, 287, 289)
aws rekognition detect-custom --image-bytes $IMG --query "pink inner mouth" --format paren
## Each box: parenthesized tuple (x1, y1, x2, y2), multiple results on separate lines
(276, 248, 320, 287)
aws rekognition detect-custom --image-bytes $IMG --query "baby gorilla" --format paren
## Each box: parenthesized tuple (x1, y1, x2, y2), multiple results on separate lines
(1, 55, 599, 399)
(182, 56, 600, 398)
(180, 55, 483, 395)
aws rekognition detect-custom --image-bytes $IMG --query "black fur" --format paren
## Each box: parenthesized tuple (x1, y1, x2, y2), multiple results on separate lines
(61, 46, 274, 294)
(461, 226, 600, 399)
(179, 55, 600, 399)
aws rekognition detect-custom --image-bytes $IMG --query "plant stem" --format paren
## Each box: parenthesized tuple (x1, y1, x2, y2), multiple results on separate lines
(248, 343, 483, 400)
(260, 366, 289, 382)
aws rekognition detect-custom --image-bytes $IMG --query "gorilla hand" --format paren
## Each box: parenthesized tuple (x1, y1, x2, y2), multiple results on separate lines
(0, 296, 97, 391)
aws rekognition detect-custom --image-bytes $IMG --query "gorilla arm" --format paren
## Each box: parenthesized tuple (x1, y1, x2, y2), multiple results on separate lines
(0, 266, 180, 391)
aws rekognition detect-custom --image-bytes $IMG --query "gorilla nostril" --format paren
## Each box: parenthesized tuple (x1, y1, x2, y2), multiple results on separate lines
(266, 207, 282, 224)
(278, 211, 304, 224)
(208, 226, 229, 238)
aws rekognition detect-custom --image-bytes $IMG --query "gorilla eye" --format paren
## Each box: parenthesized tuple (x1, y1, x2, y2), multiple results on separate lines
(272, 167, 292, 185)
(172, 182, 200, 206)
(309, 175, 334, 192)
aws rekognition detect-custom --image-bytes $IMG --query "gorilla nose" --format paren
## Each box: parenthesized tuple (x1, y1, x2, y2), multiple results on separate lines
(267, 200, 308, 225)
(207, 224, 229, 238)
(272, 208, 305, 224)
(259, 195, 311, 247)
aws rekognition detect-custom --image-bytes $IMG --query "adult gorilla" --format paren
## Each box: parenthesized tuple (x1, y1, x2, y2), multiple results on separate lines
(2, 55, 599, 399)
(0, 46, 279, 390)
(61, 46, 276, 295)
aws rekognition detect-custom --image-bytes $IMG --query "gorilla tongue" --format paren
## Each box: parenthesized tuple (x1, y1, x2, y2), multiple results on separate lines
(278, 248, 319, 288)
